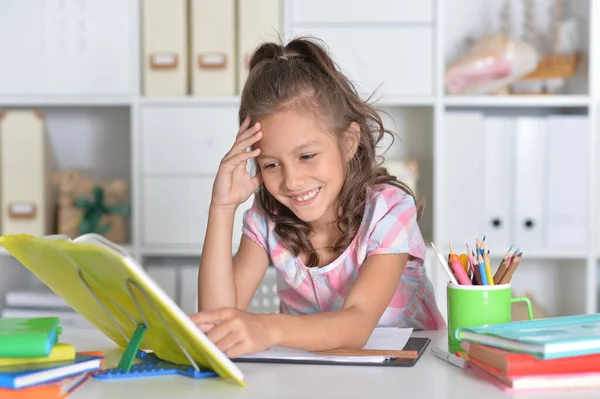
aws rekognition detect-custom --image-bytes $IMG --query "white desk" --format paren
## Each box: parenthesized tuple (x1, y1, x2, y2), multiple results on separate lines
(62, 328, 600, 399)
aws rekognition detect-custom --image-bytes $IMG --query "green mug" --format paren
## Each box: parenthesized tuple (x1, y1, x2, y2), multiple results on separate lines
(446, 282, 533, 354)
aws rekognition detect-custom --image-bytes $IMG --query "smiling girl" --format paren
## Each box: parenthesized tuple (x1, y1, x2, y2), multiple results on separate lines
(191, 37, 445, 358)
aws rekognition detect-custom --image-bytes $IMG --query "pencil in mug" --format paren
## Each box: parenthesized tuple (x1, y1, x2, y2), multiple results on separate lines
(431, 242, 459, 285)
(467, 247, 482, 285)
(499, 252, 522, 284)
(492, 245, 514, 284)
(477, 253, 488, 285)
(483, 250, 494, 286)
(448, 242, 472, 285)
(473, 254, 483, 285)
(476, 236, 486, 257)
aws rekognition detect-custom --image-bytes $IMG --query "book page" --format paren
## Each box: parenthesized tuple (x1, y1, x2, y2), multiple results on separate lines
(238, 327, 413, 363)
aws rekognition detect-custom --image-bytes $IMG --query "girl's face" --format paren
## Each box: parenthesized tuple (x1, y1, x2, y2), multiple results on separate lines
(256, 110, 349, 227)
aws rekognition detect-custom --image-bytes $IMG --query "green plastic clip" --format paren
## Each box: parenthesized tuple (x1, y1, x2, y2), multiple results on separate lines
(117, 324, 147, 372)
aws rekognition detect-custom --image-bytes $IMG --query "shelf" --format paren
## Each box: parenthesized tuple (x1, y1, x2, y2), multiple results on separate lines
(443, 95, 591, 108)
(141, 246, 203, 257)
(374, 96, 435, 107)
(139, 96, 241, 107)
(140, 245, 240, 257)
(0, 244, 133, 257)
(0, 96, 133, 107)
(427, 245, 589, 260)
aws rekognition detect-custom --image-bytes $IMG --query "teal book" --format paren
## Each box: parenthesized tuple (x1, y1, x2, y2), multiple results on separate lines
(456, 313, 600, 360)
(0, 317, 61, 358)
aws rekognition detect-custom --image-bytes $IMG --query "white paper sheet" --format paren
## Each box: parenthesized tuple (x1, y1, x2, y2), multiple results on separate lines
(363, 327, 413, 350)
(237, 327, 413, 363)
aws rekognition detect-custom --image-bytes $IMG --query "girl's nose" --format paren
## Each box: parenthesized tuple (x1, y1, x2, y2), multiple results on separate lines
(283, 167, 305, 191)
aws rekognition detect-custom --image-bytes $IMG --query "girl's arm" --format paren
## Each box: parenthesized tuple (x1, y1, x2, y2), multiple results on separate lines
(268, 252, 408, 350)
(193, 251, 408, 355)
(198, 217, 270, 311)
(197, 117, 267, 311)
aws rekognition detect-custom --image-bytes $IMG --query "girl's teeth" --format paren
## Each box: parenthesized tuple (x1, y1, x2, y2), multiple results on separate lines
(295, 188, 318, 201)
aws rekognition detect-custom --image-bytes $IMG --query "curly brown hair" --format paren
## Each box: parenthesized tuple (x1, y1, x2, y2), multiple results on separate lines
(239, 37, 423, 267)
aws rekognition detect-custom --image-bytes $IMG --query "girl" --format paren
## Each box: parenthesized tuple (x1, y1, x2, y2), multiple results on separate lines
(191, 37, 445, 358)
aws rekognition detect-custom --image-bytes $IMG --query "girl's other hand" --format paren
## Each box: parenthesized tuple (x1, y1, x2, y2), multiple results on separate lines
(189, 308, 276, 358)
(212, 116, 263, 209)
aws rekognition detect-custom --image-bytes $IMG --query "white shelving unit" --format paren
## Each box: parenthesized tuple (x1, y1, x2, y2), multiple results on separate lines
(0, 0, 599, 319)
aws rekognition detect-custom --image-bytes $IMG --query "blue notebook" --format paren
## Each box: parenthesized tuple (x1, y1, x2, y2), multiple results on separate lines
(455, 313, 600, 360)
(0, 354, 102, 389)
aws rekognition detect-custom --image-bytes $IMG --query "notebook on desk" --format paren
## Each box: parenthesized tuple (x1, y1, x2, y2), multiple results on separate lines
(234, 327, 430, 367)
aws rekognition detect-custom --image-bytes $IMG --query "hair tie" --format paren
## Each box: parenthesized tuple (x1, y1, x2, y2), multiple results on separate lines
(278, 55, 288, 60)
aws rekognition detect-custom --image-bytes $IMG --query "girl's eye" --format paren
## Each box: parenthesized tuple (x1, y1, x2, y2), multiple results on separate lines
(300, 153, 316, 160)
(263, 162, 279, 170)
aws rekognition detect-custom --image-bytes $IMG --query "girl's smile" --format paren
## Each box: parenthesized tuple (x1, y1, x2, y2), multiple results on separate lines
(288, 187, 321, 205)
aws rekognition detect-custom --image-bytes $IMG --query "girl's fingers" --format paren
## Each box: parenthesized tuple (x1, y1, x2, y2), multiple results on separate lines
(214, 330, 243, 354)
(236, 116, 252, 137)
(206, 321, 235, 345)
(237, 120, 261, 142)
(198, 323, 215, 333)
(221, 148, 261, 171)
(224, 342, 250, 359)
(223, 130, 262, 162)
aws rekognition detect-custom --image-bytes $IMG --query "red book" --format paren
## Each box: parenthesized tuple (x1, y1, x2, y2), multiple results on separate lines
(462, 342, 600, 376)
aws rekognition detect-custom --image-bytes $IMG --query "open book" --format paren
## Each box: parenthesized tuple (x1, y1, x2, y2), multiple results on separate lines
(0, 233, 245, 386)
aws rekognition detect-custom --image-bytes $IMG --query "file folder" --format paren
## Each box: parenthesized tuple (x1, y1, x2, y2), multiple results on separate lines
(440, 111, 484, 250)
(546, 115, 589, 249)
(514, 117, 546, 250)
(482, 116, 514, 251)
(0, 110, 56, 236)
(142, 0, 188, 96)
(190, 0, 235, 96)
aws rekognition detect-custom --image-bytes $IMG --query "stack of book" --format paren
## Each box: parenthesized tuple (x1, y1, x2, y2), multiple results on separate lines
(0, 317, 103, 398)
(456, 313, 600, 392)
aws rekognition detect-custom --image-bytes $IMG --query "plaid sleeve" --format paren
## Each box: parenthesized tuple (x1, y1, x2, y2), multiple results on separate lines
(366, 188, 426, 261)
(242, 198, 268, 250)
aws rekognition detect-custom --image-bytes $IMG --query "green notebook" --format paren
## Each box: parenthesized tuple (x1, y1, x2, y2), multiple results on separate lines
(0, 317, 62, 358)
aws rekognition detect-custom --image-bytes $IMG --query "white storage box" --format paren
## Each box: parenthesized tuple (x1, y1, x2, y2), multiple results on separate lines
(0, 110, 56, 236)
(141, 0, 188, 96)
(190, 0, 236, 96)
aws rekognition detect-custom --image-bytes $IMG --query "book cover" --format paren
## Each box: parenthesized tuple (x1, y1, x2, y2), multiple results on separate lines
(0, 354, 102, 389)
(0, 372, 90, 399)
(456, 313, 600, 359)
(0, 318, 61, 358)
(0, 344, 75, 368)
(467, 358, 600, 392)
(464, 342, 600, 376)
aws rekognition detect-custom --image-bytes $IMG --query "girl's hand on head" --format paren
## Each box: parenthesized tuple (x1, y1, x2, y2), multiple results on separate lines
(189, 307, 276, 358)
(212, 116, 263, 210)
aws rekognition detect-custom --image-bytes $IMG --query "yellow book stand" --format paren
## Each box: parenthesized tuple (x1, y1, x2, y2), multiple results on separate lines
(0, 233, 245, 386)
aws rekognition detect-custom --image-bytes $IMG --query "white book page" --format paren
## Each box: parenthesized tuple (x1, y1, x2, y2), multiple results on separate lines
(238, 327, 413, 363)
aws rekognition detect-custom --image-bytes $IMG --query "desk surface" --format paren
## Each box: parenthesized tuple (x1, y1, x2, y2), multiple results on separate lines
(62, 328, 600, 399)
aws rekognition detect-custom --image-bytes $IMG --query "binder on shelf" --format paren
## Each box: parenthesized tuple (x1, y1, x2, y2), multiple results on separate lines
(190, 0, 235, 96)
(546, 115, 589, 249)
(141, 0, 188, 96)
(237, 0, 281, 93)
(514, 117, 547, 250)
(0, 233, 245, 386)
(440, 111, 484, 250)
(482, 116, 513, 251)
(0, 110, 56, 237)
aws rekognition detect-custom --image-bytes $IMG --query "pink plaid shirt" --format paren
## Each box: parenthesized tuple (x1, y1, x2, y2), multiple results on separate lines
(242, 183, 445, 330)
